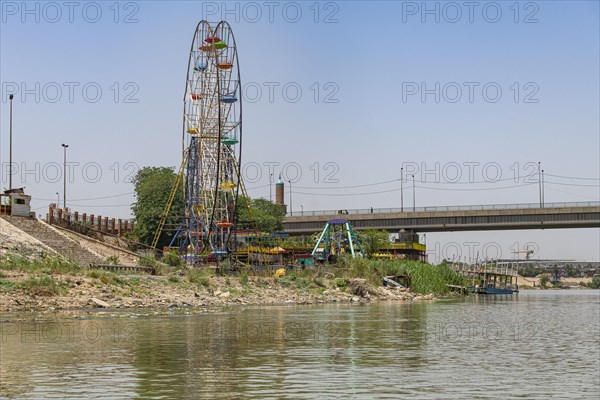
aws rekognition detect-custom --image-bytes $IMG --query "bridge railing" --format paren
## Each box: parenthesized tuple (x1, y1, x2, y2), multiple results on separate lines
(290, 201, 600, 217)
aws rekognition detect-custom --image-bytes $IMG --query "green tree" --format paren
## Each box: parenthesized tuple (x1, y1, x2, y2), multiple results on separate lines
(538, 273, 551, 289)
(131, 166, 184, 249)
(589, 275, 600, 289)
(358, 229, 389, 257)
(236, 196, 284, 233)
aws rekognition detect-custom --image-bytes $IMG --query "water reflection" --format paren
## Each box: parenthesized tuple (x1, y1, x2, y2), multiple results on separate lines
(1, 291, 598, 399)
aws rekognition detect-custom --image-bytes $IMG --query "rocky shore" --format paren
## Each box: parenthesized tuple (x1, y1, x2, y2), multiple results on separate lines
(0, 269, 435, 316)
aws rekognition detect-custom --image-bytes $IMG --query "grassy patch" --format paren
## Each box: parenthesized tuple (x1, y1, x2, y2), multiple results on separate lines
(0, 254, 81, 275)
(87, 270, 129, 287)
(277, 270, 316, 290)
(0, 273, 16, 292)
(18, 275, 63, 296)
(336, 258, 465, 295)
(335, 278, 349, 290)
(239, 271, 249, 286)
(187, 268, 213, 287)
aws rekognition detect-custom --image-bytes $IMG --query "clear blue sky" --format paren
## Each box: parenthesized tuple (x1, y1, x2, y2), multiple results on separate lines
(1, 1, 598, 261)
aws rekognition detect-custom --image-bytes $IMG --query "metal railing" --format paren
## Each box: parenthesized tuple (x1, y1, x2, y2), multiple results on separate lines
(288, 201, 600, 217)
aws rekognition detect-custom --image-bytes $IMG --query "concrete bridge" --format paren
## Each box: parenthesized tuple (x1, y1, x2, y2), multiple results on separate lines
(283, 201, 600, 235)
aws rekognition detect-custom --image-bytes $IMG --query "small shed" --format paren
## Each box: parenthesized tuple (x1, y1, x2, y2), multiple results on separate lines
(1, 188, 32, 217)
(295, 254, 315, 268)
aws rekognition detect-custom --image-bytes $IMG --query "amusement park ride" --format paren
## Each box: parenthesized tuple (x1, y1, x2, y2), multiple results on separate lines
(152, 20, 246, 265)
(311, 219, 364, 262)
(151, 20, 369, 267)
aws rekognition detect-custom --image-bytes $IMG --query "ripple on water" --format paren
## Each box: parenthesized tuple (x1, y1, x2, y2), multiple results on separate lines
(1, 291, 598, 399)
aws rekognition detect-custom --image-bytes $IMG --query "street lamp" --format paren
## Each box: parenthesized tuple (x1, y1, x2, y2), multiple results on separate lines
(412, 174, 416, 212)
(400, 167, 404, 212)
(56, 192, 60, 206)
(288, 180, 293, 216)
(538, 162, 542, 208)
(61, 144, 68, 210)
(301, 204, 303, 216)
(541, 169, 545, 207)
(9, 94, 14, 190)
(269, 173, 273, 202)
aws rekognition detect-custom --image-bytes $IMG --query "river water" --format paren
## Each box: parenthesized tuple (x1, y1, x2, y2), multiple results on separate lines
(1, 290, 598, 399)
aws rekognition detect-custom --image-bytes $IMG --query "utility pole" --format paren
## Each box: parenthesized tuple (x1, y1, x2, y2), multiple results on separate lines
(400, 167, 404, 212)
(62, 144, 69, 210)
(542, 169, 545, 207)
(412, 174, 416, 212)
(9, 94, 14, 190)
(288, 180, 293, 216)
(538, 162, 542, 208)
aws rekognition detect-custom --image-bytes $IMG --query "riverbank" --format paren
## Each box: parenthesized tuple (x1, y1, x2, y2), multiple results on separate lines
(0, 256, 447, 314)
(517, 275, 594, 289)
(0, 271, 433, 314)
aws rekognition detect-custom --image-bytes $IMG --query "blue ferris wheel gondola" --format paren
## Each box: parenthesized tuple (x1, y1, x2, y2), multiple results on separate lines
(221, 94, 238, 104)
(194, 63, 207, 72)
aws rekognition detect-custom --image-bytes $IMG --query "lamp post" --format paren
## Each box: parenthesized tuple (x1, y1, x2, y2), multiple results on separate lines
(400, 167, 404, 212)
(301, 204, 303, 216)
(61, 144, 68, 210)
(56, 192, 60, 206)
(288, 180, 293, 216)
(9, 94, 14, 190)
(412, 174, 416, 212)
(269, 173, 273, 202)
(538, 162, 542, 208)
(541, 169, 545, 207)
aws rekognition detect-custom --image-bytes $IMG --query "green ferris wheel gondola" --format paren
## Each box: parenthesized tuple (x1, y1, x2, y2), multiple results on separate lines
(221, 136, 239, 145)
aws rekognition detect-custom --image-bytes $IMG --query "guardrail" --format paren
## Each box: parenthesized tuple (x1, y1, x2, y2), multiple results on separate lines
(288, 201, 600, 217)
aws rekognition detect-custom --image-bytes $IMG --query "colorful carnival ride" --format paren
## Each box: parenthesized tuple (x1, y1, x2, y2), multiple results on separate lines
(153, 21, 244, 265)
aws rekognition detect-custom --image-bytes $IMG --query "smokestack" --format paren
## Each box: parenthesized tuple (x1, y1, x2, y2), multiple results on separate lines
(275, 175, 287, 214)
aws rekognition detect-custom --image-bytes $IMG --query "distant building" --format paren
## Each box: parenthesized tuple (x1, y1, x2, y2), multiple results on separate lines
(0, 188, 32, 217)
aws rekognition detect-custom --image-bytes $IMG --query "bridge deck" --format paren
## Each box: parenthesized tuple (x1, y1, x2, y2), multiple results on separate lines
(283, 202, 600, 234)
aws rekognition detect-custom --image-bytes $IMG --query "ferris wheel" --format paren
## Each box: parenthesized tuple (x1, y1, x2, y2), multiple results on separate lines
(182, 20, 242, 262)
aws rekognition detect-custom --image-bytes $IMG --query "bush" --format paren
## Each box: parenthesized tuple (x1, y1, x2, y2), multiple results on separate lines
(187, 268, 212, 287)
(239, 271, 249, 286)
(539, 274, 550, 288)
(139, 256, 159, 267)
(162, 252, 182, 267)
(589, 276, 600, 289)
(106, 255, 120, 265)
(312, 277, 326, 287)
(168, 275, 180, 283)
(335, 278, 349, 289)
